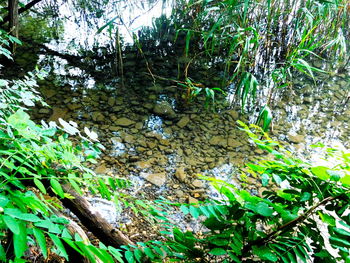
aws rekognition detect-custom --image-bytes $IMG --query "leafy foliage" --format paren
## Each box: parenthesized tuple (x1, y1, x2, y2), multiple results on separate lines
(0, 32, 145, 262)
(123, 121, 350, 262)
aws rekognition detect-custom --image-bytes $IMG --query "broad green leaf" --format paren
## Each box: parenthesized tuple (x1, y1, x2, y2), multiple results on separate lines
(5, 208, 41, 222)
(34, 178, 47, 194)
(209, 248, 227, 256)
(48, 233, 69, 260)
(253, 246, 278, 262)
(68, 178, 83, 195)
(185, 30, 191, 57)
(33, 228, 47, 258)
(88, 245, 114, 263)
(35, 219, 61, 234)
(125, 250, 135, 263)
(330, 236, 350, 247)
(58, 118, 79, 135)
(108, 246, 124, 263)
(13, 222, 27, 258)
(98, 178, 111, 200)
(333, 227, 350, 237)
(199, 206, 211, 218)
(134, 249, 143, 262)
(272, 174, 282, 185)
(143, 247, 155, 259)
(0, 244, 5, 261)
(180, 205, 189, 215)
(209, 238, 229, 246)
(262, 173, 270, 186)
(340, 174, 350, 185)
(311, 166, 330, 180)
(300, 192, 311, 202)
(318, 211, 335, 226)
(189, 206, 200, 219)
(62, 238, 84, 256)
(75, 242, 97, 263)
(3, 215, 20, 235)
(50, 179, 65, 198)
(256, 202, 273, 217)
(293, 246, 307, 263)
(8, 35, 22, 45)
(0, 79, 8, 86)
(277, 190, 293, 201)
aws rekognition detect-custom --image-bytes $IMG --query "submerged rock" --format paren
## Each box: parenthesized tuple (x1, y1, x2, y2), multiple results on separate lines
(92, 111, 105, 122)
(210, 135, 227, 147)
(115, 117, 135, 127)
(288, 134, 305, 144)
(108, 97, 116, 107)
(41, 88, 57, 99)
(95, 163, 109, 174)
(153, 101, 176, 119)
(67, 103, 81, 110)
(49, 107, 69, 122)
(140, 172, 166, 187)
(192, 179, 205, 188)
(227, 110, 239, 120)
(177, 116, 190, 128)
(227, 137, 243, 148)
(175, 167, 186, 182)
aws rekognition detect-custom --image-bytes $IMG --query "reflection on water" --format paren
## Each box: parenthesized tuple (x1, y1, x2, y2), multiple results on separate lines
(110, 136, 126, 157)
(145, 115, 164, 136)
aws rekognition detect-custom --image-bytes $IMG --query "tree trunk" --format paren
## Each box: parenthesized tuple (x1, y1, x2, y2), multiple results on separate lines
(1, 0, 44, 26)
(8, 0, 19, 52)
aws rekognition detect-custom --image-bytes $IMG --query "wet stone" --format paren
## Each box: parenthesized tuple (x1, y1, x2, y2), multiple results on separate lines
(109, 126, 120, 132)
(140, 172, 166, 187)
(41, 88, 57, 99)
(288, 134, 305, 144)
(95, 163, 109, 174)
(159, 139, 170, 146)
(188, 196, 199, 204)
(153, 101, 176, 119)
(227, 137, 243, 148)
(210, 136, 227, 147)
(108, 97, 116, 107)
(115, 118, 135, 127)
(38, 108, 50, 114)
(135, 122, 143, 130)
(67, 103, 81, 110)
(177, 116, 190, 128)
(49, 107, 69, 122)
(192, 179, 205, 188)
(143, 103, 153, 110)
(175, 167, 186, 182)
(175, 190, 184, 198)
(227, 110, 239, 120)
(147, 141, 157, 149)
(123, 134, 135, 144)
(92, 112, 105, 122)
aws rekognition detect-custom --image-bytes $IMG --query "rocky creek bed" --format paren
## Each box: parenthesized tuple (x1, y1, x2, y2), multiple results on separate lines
(28, 58, 350, 239)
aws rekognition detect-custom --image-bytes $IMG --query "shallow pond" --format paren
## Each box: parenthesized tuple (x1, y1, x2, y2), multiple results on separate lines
(31, 58, 350, 203)
(10, 0, 350, 235)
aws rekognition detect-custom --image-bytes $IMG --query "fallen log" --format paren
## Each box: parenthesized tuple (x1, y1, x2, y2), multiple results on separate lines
(61, 184, 135, 249)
